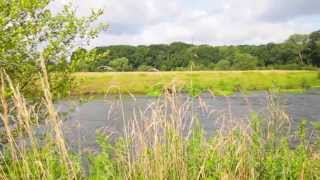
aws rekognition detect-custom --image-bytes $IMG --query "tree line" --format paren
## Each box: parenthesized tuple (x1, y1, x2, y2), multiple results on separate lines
(72, 30, 320, 72)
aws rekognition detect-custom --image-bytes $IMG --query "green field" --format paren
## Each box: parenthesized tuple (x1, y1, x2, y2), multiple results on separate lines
(72, 70, 320, 96)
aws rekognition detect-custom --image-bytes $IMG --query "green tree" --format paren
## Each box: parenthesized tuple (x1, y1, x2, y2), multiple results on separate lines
(232, 52, 258, 70)
(0, 0, 105, 98)
(285, 34, 309, 64)
(306, 30, 320, 66)
(193, 45, 221, 65)
(71, 48, 109, 72)
(132, 46, 149, 68)
(108, 57, 131, 71)
(84, 30, 320, 71)
(215, 60, 231, 70)
(166, 42, 192, 69)
(148, 44, 170, 70)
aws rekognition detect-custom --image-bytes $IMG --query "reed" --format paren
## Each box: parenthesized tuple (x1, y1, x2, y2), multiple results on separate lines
(0, 58, 82, 179)
(89, 92, 320, 179)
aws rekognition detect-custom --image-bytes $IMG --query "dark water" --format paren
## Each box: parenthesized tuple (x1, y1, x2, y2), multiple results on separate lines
(49, 90, 320, 151)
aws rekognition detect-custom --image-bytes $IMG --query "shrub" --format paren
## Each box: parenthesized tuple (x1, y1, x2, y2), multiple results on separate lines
(138, 65, 154, 71)
(183, 83, 204, 96)
(232, 52, 258, 70)
(215, 60, 231, 70)
(108, 57, 132, 71)
(146, 83, 164, 96)
(301, 78, 311, 89)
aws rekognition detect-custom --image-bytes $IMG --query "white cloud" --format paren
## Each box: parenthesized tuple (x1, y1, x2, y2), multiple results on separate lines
(259, 0, 320, 22)
(51, 0, 320, 46)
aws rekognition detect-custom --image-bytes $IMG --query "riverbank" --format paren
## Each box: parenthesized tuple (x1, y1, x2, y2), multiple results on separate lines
(72, 70, 320, 96)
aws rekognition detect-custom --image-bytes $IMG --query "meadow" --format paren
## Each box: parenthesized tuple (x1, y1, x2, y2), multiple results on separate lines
(73, 70, 320, 96)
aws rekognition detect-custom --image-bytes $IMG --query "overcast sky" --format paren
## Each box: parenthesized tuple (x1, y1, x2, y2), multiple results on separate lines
(52, 0, 320, 46)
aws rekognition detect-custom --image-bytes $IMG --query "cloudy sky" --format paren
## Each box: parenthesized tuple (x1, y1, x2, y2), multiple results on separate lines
(52, 0, 320, 46)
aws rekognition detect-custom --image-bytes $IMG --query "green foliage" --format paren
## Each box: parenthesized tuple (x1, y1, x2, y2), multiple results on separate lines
(307, 30, 320, 67)
(184, 83, 205, 97)
(71, 48, 109, 72)
(108, 57, 132, 72)
(232, 52, 258, 70)
(146, 83, 164, 96)
(301, 78, 312, 89)
(137, 64, 154, 71)
(0, 71, 83, 179)
(214, 59, 231, 70)
(86, 112, 320, 179)
(88, 133, 117, 179)
(0, 0, 105, 98)
(1, 145, 83, 179)
(75, 30, 320, 71)
(285, 34, 309, 64)
(273, 63, 303, 70)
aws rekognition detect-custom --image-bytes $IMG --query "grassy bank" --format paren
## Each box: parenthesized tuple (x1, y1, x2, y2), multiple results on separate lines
(72, 70, 320, 96)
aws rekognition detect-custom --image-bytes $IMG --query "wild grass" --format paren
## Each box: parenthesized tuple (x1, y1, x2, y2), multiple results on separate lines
(87, 92, 320, 179)
(72, 71, 320, 96)
(0, 60, 82, 179)
(1, 67, 320, 179)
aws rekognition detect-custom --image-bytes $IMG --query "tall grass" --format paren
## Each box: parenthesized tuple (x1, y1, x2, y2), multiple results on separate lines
(0, 59, 82, 179)
(88, 92, 320, 179)
(0, 66, 320, 179)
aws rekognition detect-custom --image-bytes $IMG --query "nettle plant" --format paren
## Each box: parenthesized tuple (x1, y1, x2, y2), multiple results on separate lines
(0, 0, 106, 98)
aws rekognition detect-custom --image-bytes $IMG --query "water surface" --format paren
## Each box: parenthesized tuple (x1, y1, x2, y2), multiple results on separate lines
(54, 90, 320, 151)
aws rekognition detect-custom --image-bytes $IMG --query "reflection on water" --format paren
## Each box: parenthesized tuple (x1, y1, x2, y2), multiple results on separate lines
(53, 90, 320, 151)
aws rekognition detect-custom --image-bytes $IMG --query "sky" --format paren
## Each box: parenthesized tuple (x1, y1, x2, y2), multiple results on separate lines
(52, 0, 320, 46)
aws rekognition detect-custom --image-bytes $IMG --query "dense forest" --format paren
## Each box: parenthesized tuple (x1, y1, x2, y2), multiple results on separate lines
(72, 30, 320, 71)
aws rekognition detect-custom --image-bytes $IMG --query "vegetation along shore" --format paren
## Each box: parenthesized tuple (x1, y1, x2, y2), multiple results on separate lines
(72, 70, 320, 96)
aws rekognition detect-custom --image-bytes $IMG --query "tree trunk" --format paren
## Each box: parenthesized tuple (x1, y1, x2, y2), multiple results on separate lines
(298, 51, 304, 65)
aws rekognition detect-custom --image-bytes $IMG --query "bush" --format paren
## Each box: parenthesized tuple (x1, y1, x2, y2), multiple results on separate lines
(273, 64, 317, 70)
(146, 83, 164, 96)
(301, 78, 312, 89)
(275, 64, 302, 70)
(108, 57, 132, 71)
(138, 65, 153, 71)
(175, 67, 187, 71)
(183, 83, 205, 96)
(208, 63, 216, 70)
(232, 52, 258, 70)
(215, 60, 231, 70)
